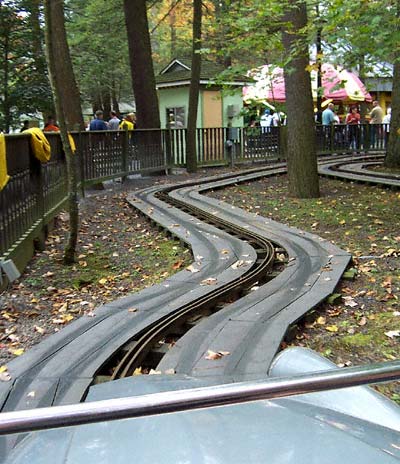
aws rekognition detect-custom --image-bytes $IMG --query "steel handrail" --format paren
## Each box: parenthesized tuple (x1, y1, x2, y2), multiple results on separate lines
(0, 360, 399, 435)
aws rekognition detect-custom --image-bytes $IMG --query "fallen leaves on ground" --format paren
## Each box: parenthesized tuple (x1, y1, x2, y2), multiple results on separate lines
(205, 350, 230, 360)
(200, 278, 218, 286)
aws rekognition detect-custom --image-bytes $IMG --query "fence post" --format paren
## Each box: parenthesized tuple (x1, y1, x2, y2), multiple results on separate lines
(76, 127, 85, 198)
(364, 123, 370, 153)
(164, 128, 173, 174)
(121, 129, 129, 182)
(29, 144, 46, 251)
(279, 126, 287, 161)
(330, 124, 335, 154)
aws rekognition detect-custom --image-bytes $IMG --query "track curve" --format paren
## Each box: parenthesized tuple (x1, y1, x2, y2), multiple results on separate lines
(4, 154, 397, 457)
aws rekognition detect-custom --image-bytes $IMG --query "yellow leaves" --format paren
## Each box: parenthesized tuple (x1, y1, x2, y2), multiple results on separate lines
(305, 63, 319, 73)
(382, 248, 398, 257)
(316, 316, 326, 325)
(9, 348, 24, 356)
(338, 219, 346, 225)
(326, 325, 339, 333)
(52, 314, 74, 324)
(0, 366, 11, 382)
(98, 277, 108, 285)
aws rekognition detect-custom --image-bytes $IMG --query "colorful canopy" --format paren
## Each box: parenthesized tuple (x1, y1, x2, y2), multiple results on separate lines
(243, 63, 372, 104)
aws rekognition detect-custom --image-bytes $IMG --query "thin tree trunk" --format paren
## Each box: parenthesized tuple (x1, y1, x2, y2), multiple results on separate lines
(214, 0, 231, 68)
(2, 24, 11, 133)
(44, 0, 83, 265)
(123, 0, 160, 129)
(282, 0, 319, 198)
(385, 59, 400, 168)
(186, 0, 202, 173)
(29, 0, 55, 117)
(102, 88, 112, 118)
(169, 0, 177, 59)
(111, 79, 120, 114)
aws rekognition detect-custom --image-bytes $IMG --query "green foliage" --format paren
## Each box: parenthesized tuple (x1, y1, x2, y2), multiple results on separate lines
(0, 0, 53, 132)
(66, 0, 133, 113)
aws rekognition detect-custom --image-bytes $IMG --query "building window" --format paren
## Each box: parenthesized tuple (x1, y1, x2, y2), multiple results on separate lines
(166, 107, 185, 128)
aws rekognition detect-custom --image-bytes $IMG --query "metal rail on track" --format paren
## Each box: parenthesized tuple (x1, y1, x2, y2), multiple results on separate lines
(111, 187, 277, 379)
(1, 360, 400, 435)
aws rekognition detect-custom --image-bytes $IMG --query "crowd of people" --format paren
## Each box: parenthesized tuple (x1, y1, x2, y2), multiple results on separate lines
(249, 109, 287, 131)
(321, 101, 391, 151)
(88, 110, 136, 131)
(19, 111, 137, 133)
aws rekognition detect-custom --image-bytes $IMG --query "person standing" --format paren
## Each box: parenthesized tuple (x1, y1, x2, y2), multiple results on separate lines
(322, 103, 335, 126)
(321, 103, 335, 149)
(20, 120, 30, 132)
(43, 116, 60, 132)
(382, 107, 391, 147)
(108, 111, 120, 130)
(369, 100, 384, 148)
(345, 106, 360, 153)
(89, 110, 108, 131)
(260, 109, 273, 133)
(119, 113, 136, 131)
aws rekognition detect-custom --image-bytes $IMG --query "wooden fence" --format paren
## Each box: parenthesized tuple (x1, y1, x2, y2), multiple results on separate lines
(0, 124, 388, 279)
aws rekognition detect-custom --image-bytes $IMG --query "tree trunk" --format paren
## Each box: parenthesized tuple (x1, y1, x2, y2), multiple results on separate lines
(169, 0, 177, 59)
(282, 0, 319, 198)
(44, 0, 83, 265)
(29, 0, 55, 118)
(123, 0, 160, 129)
(102, 87, 112, 118)
(111, 79, 120, 114)
(2, 22, 11, 133)
(186, 0, 202, 173)
(214, 0, 231, 68)
(385, 59, 400, 168)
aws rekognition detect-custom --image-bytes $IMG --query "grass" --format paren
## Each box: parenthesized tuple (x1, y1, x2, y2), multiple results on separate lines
(211, 175, 400, 402)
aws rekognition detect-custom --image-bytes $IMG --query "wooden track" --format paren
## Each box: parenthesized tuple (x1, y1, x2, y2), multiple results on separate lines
(3, 155, 397, 459)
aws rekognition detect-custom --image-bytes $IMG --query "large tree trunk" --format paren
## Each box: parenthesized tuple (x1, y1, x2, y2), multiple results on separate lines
(282, 0, 320, 198)
(186, 0, 202, 173)
(385, 59, 400, 168)
(44, 0, 83, 265)
(123, 0, 160, 129)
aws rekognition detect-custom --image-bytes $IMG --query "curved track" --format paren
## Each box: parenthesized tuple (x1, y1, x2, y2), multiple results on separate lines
(2, 154, 397, 458)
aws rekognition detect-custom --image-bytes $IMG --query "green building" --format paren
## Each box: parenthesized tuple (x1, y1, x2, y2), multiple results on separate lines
(156, 58, 245, 129)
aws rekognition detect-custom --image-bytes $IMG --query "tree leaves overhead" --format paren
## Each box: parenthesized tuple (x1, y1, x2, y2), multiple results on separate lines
(0, 0, 53, 131)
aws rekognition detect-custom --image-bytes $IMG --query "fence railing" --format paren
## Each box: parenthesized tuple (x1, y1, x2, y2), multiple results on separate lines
(0, 124, 388, 274)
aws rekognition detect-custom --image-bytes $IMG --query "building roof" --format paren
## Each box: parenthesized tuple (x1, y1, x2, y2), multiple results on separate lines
(156, 58, 246, 88)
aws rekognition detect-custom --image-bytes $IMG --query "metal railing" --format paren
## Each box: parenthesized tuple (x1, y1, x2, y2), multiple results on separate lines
(0, 360, 399, 435)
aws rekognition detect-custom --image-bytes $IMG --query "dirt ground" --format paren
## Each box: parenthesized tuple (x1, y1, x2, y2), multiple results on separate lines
(0, 167, 240, 366)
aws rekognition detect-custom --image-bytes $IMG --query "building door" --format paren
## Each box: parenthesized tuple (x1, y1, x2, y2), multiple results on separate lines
(203, 91, 222, 127)
(201, 91, 224, 163)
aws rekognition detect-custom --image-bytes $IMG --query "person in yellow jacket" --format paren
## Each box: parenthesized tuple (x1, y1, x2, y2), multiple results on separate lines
(119, 113, 136, 131)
